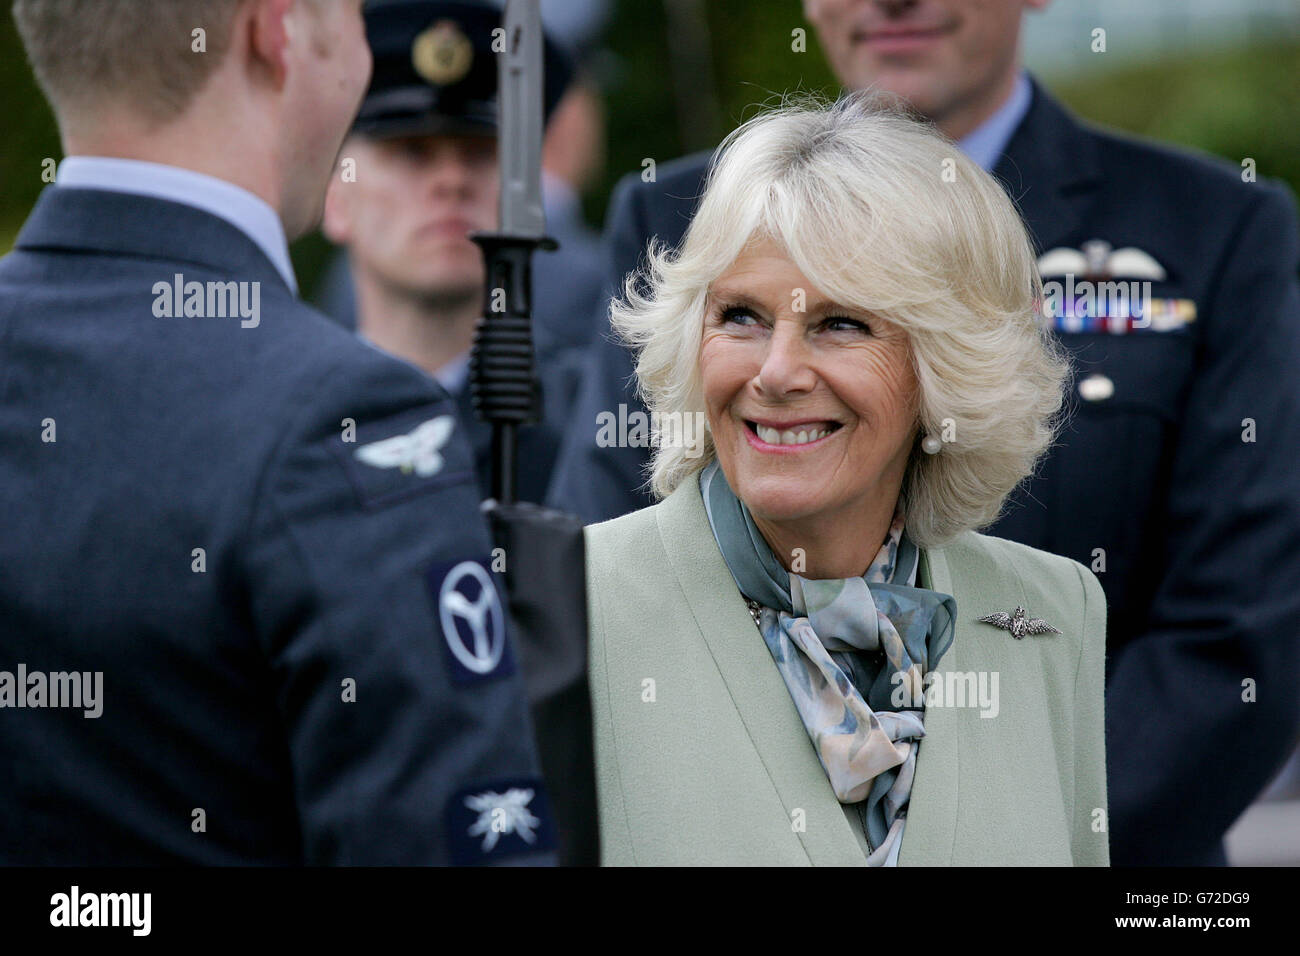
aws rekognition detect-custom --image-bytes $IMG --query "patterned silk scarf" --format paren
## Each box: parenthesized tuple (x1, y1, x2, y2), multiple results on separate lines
(699, 460, 956, 865)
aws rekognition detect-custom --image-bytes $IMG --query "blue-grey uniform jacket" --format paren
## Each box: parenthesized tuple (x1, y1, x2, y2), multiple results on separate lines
(0, 187, 554, 865)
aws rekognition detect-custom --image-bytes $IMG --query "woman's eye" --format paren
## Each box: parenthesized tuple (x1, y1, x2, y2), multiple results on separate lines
(823, 316, 872, 334)
(720, 306, 760, 326)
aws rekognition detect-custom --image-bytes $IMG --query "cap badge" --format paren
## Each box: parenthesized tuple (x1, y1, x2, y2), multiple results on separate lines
(412, 19, 473, 86)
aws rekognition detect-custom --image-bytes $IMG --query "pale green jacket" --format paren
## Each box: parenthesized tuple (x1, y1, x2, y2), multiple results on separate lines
(585, 476, 1110, 866)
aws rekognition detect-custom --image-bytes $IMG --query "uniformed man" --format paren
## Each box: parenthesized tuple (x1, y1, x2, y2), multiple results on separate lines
(321, 0, 580, 503)
(1, 0, 554, 865)
(547, 0, 1300, 866)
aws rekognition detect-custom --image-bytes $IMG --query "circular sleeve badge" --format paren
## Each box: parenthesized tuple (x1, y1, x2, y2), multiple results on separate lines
(428, 557, 516, 685)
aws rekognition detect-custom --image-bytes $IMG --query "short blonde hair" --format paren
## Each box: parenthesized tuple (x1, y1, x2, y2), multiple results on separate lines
(613, 92, 1069, 548)
(13, 0, 244, 124)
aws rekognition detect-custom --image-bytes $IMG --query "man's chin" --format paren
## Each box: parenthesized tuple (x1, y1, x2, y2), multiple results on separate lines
(404, 279, 483, 308)
(849, 63, 945, 112)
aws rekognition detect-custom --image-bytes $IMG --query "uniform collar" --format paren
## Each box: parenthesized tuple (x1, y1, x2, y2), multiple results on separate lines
(16, 186, 293, 296)
(56, 157, 298, 294)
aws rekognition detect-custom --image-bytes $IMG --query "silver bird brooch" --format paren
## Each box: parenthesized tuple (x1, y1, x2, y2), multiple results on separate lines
(979, 605, 1061, 639)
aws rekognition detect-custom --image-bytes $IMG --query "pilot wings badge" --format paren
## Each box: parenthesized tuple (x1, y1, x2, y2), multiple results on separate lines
(1037, 239, 1167, 280)
(355, 415, 456, 477)
(979, 605, 1061, 640)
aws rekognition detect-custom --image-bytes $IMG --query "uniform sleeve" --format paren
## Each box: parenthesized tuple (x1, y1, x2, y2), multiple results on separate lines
(545, 173, 658, 523)
(1103, 184, 1300, 864)
(243, 349, 556, 865)
(1072, 560, 1110, 867)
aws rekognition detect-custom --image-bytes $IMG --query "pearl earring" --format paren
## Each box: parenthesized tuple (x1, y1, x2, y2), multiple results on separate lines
(921, 434, 943, 455)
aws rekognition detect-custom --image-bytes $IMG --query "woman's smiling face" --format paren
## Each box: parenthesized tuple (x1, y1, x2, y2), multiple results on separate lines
(700, 237, 920, 531)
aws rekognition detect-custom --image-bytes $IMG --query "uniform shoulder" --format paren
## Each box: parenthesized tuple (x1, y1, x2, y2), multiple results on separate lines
(248, 295, 445, 414)
(240, 302, 465, 516)
(612, 150, 714, 207)
(656, 150, 716, 190)
(1086, 120, 1292, 213)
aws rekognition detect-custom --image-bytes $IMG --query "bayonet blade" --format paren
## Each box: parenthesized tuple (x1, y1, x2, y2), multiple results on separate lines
(498, 0, 546, 238)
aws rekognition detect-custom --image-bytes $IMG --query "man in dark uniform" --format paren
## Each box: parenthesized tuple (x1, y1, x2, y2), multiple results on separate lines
(322, 0, 581, 503)
(547, 0, 1300, 866)
(1, 0, 554, 865)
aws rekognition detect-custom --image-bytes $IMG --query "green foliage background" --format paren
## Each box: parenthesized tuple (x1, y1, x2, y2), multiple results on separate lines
(2, 3, 1297, 296)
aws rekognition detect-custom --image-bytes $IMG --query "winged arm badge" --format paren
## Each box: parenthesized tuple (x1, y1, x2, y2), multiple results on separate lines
(979, 605, 1061, 640)
(354, 415, 456, 477)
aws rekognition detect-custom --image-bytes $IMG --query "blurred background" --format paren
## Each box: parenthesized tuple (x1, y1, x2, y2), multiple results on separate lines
(2, 0, 1298, 862)
(4, 0, 1298, 280)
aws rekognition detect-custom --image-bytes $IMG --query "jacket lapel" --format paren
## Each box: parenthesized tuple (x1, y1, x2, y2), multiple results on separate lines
(653, 481, 866, 864)
(654, 479, 963, 865)
(993, 77, 1103, 255)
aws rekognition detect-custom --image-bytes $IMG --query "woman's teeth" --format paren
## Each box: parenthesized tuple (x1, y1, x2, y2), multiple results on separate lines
(754, 423, 832, 446)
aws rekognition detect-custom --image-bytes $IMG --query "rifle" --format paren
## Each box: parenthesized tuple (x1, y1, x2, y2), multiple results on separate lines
(469, 0, 598, 868)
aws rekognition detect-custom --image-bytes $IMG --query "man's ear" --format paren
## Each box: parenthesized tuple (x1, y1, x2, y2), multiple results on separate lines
(249, 0, 295, 87)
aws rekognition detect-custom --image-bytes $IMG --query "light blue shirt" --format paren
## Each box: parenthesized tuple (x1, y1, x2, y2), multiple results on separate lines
(56, 156, 298, 293)
(957, 72, 1032, 173)
(434, 349, 471, 395)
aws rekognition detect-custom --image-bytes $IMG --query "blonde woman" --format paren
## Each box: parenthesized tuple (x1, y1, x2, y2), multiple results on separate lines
(585, 94, 1108, 866)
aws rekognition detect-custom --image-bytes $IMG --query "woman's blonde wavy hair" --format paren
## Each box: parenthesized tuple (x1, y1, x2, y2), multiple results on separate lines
(613, 91, 1069, 548)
